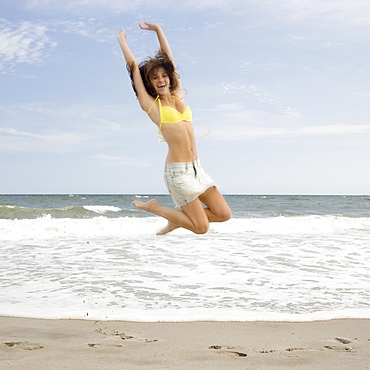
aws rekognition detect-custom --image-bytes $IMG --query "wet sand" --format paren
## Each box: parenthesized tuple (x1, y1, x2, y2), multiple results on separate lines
(1, 316, 369, 369)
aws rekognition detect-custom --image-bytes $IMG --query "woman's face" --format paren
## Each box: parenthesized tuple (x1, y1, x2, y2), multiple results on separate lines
(150, 67, 170, 95)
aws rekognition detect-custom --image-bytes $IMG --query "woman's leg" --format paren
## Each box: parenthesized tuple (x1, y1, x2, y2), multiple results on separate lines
(157, 187, 231, 234)
(133, 187, 231, 235)
(133, 198, 210, 235)
(198, 186, 232, 222)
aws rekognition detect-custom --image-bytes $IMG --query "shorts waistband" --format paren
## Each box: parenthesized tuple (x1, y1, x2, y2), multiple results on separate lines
(164, 158, 200, 170)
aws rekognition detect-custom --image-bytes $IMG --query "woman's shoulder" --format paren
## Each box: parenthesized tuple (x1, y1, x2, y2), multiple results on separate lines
(172, 88, 189, 101)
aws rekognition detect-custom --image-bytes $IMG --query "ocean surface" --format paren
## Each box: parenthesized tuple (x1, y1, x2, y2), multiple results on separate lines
(1, 194, 369, 322)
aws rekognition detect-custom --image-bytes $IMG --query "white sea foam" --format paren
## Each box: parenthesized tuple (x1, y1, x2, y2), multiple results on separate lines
(1, 215, 370, 322)
(83, 205, 122, 214)
(1, 215, 369, 240)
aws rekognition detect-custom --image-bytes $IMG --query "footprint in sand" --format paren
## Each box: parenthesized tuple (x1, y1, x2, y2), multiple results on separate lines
(92, 328, 158, 347)
(324, 345, 355, 352)
(87, 343, 123, 348)
(285, 347, 310, 352)
(323, 337, 355, 352)
(111, 330, 158, 342)
(335, 337, 352, 345)
(209, 345, 247, 358)
(2, 341, 44, 350)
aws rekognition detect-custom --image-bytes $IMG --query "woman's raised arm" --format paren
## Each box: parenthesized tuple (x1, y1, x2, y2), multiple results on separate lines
(138, 22, 174, 61)
(139, 22, 183, 96)
(116, 29, 154, 111)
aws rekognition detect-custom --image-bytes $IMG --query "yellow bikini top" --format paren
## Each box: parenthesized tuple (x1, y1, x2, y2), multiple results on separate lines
(147, 95, 209, 142)
(147, 95, 192, 137)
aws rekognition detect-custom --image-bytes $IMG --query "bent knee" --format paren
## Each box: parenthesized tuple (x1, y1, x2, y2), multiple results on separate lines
(194, 222, 209, 235)
(217, 209, 232, 222)
(223, 209, 232, 221)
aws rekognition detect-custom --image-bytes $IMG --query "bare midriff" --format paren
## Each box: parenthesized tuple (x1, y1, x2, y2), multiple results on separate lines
(161, 121, 198, 163)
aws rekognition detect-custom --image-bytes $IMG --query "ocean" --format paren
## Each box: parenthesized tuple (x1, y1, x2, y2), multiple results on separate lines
(1, 194, 369, 322)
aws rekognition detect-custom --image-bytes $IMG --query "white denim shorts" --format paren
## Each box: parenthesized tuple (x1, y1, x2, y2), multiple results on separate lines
(163, 158, 216, 208)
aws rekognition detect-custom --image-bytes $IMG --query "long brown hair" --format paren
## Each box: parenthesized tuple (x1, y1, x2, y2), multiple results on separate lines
(127, 49, 179, 97)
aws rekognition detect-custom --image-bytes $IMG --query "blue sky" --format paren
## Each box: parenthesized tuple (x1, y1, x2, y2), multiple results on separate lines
(1, 0, 370, 194)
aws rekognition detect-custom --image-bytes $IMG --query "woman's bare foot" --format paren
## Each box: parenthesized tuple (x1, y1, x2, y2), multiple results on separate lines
(132, 198, 159, 212)
(157, 221, 179, 235)
(133, 198, 181, 235)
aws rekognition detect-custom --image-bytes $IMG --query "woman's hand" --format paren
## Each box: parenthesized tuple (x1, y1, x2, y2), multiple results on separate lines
(138, 21, 160, 32)
(116, 29, 127, 43)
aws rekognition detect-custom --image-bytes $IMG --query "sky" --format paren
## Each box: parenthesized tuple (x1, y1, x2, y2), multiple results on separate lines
(1, 0, 370, 195)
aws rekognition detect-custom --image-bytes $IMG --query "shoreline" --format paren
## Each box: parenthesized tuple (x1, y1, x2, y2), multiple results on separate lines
(1, 316, 369, 369)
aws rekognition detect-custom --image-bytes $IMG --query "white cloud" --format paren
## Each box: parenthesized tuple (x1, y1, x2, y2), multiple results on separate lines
(219, 82, 285, 110)
(351, 91, 370, 99)
(0, 126, 89, 153)
(203, 22, 225, 31)
(252, 0, 370, 27)
(0, 101, 128, 131)
(94, 154, 151, 167)
(0, 19, 56, 72)
(288, 35, 311, 41)
(54, 18, 113, 43)
(211, 121, 370, 142)
(21, 0, 370, 28)
(92, 118, 121, 131)
(0, 100, 150, 154)
(23, 0, 244, 13)
(301, 124, 370, 136)
(199, 100, 370, 142)
(0, 126, 87, 144)
(0, 16, 115, 74)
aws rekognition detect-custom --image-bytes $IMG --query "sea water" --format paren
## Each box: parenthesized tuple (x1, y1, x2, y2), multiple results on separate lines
(0, 194, 369, 322)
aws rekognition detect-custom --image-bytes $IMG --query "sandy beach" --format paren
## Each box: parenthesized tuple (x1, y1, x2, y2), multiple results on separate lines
(1, 317, 369, 369)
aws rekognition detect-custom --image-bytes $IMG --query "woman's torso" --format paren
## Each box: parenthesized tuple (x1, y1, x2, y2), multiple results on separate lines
(161, 120, 197, 163)
(147, 96, 198, 163)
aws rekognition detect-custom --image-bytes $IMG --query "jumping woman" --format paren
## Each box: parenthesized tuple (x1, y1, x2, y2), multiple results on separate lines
(117, 21, 231, 235)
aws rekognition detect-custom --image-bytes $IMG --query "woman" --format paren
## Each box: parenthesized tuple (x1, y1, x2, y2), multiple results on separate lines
(117, 22, 231, 235)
